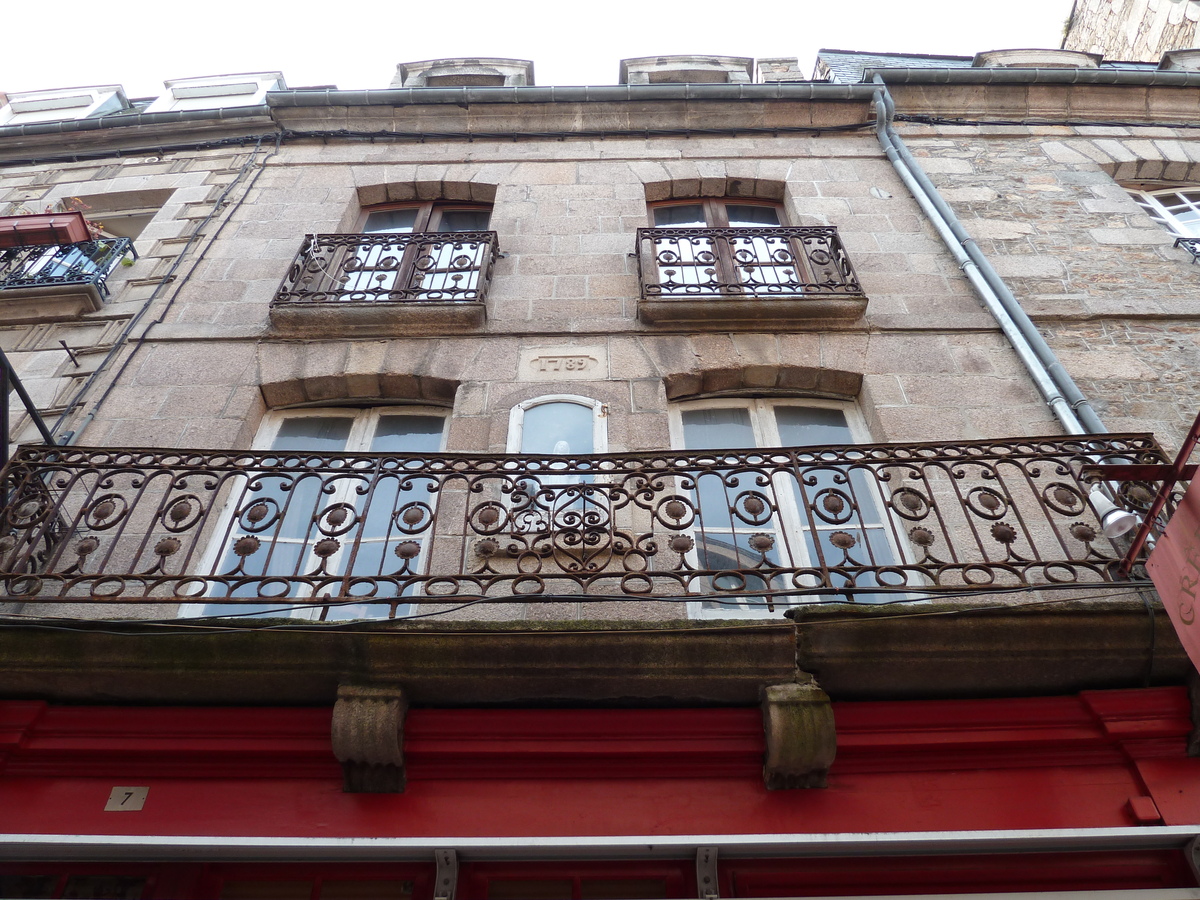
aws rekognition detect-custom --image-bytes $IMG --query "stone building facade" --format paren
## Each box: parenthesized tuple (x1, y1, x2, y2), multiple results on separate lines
(1065, 0, 1200, 61)
(0, 54, 1198, 895)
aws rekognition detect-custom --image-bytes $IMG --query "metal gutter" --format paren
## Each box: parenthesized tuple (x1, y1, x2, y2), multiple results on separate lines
(266, 83, 880, 108)
(1, 826, 1198, 861)
(871, 76, 1105, 434)
(864, 66, 1200, 87)
(0, 105, 273, 140)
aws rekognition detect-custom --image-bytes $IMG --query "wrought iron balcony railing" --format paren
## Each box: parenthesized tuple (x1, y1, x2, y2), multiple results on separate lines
(1174, 236, 1200, 264)
(0, 238, 134, 300)
(635, 226, 861, 299)
(0, 435, 1169, 619)
(273, 232, 500, 305)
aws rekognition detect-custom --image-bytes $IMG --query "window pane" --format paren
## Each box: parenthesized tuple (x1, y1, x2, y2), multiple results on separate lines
(363, 209, 418, 233)
(774, 406, 852, 447)
(681, 407, 755, 450)
(521, 402, 594, 454)
(802, 525, 905, 602)
(653, 204, 706, 227)
(271, 417, 353, 452)
(436, 209, 491, 232)
(371, 415, 444, 453)
(725, 204, 780, 226)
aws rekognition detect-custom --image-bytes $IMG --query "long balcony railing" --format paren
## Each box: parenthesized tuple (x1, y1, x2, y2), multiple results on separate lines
(0, 238, 134, 300)
(273, 232, 500, 305)
(0, 435, 1170, 618)
(635, 226, 861, 298)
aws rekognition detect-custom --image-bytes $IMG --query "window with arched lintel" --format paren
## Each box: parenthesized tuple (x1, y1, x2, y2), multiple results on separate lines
(270, 195, 498, 336)
(636, 198, 866, 326)
(182, 406, 449, 622)
(1126, 185, 1200, 237)
(670, 398, 905, 618)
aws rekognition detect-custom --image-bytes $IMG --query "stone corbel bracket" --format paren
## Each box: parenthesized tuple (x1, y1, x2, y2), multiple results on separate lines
(331, 683, 408, 793)
(762, 679, 836, 789)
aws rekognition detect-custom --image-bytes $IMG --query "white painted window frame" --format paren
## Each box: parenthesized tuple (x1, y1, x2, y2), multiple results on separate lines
(1126, 185, 1200, 237)
(179, 406, 449, 621)
(143, 73, 284, 114)
(0, 86, 127, 126)
(668, 397, 905, 620)
(506, 394, 608, 454)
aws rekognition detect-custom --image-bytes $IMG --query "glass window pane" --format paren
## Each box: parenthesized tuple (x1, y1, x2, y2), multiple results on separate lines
(363, 209, 419, 233)
(521, 402, 594, 454)
(371, 415, 445, 453)
(436, 209, 491, 232)
(271, 418, 353, 452)
(774, 406, 853, 447)
(802, 525, 905, 602)
(725, 204, 780, 226)
(681, 407, 755, 450)
(653, 204, 707, 227)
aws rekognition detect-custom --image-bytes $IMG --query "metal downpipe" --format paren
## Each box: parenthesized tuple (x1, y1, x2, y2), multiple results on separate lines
(871, 76, 1104, 435)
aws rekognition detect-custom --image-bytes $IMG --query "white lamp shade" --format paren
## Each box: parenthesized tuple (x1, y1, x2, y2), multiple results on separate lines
(1089, 490, 1140, 538)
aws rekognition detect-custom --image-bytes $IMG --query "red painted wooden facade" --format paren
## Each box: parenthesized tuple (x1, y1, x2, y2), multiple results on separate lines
(1, 688, 1198, 895)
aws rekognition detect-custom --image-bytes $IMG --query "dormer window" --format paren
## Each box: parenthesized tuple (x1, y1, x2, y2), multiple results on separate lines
(971, 49, 1101, 68)
(142, 73, 285, 114)
(620, 56, 754, 85)
(391, 59, 534, 88)
(0, 86, 128, 126)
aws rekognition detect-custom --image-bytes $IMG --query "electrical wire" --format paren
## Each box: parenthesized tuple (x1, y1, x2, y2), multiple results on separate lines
(53, 135, 280, 444)
(895, 113, 1200, 130)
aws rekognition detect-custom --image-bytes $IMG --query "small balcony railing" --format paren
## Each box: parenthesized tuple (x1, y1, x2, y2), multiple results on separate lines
(1174, 236, 1200, 264)
(0, 238, 134, 300)
(635, 226, 861, 298)
(273, 232, 500, 305)
(0, 435, 1170, 618)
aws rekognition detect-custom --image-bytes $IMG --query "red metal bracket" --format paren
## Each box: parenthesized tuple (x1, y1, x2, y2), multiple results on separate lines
(1083, 411, 1200, 578)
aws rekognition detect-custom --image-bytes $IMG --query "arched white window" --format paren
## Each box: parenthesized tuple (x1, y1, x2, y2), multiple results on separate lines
(507, 394, 607, 455)
(670, 398, 903, 618)
(184, 407, 448, 621)
(1126, 186, 1200, 237)
(506, 395, 608, 534)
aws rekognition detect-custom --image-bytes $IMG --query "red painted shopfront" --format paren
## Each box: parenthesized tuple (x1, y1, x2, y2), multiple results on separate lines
(2, 688, 1199, 897)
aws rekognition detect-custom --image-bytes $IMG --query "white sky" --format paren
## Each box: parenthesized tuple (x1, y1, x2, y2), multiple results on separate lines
(2, 0, 1077, 98)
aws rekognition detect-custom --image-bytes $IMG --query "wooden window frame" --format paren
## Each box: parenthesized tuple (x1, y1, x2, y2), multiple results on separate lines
(645, 199, 800, 296)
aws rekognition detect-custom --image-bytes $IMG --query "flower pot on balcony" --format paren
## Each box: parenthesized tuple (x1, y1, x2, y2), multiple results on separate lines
(0, 212, 91, 249)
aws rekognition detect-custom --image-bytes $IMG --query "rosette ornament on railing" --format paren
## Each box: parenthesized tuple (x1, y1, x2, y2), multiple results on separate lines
(0, 435, 1169, 618)
(636, 226, 860, 297)
(273, 232, 499, 304)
